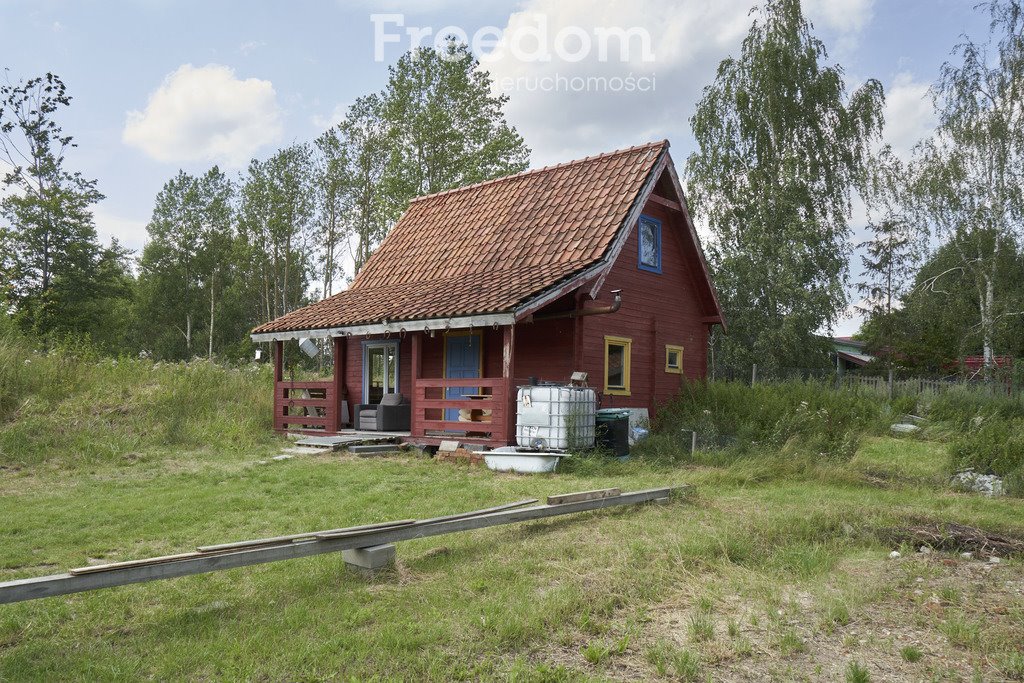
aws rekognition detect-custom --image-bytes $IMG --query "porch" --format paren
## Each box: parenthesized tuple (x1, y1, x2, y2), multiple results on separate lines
(272, 327, 527, 448)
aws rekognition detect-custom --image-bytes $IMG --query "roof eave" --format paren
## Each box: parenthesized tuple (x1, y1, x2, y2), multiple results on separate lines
(250, 311, 517, 343)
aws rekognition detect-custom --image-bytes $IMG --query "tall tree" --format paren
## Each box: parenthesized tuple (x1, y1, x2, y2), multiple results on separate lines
(237, 144, 316, 325)
(856, 146, 920, 391)
(686, 0, 885, 373)
(0, 71, 121, 339)
(912, 0, 1024, 374)
(313, 127, 349, 298)
(332, 95, 390, 273)
(138, 167, 234, 358)
(876, 232, 1024, 374)
(379, 41, 530, 224)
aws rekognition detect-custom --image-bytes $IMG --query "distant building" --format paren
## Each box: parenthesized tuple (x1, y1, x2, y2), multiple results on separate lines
(831, 337, 874, 375)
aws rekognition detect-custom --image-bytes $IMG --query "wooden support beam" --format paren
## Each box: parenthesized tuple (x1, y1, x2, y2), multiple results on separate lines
(332, 336, 346, 430)
(274, 340, 283, 383)
(0, 487, 684, 605)
(647, 193, 683, 212)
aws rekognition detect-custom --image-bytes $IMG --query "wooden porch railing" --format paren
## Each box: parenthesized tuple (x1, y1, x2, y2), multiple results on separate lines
(412, 377, 519, 445)
(275, 380, 338, 433)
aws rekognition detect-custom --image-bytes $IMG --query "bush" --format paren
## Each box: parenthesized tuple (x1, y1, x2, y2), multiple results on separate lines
(949, 416, 1024, 480)
(643, 380, 888, 461)
(929, 387, 1024, 486)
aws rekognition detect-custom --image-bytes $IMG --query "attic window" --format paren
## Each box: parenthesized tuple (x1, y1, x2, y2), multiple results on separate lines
(637, 215, 662, 273)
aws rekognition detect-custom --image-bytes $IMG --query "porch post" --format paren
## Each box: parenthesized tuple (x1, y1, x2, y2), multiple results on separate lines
(273, 340, 284, 433)
(332, 336, 346, 431)
(411, 331, 422, 438)
(273, 340, 283, 382)
(502, 324, 517, 445)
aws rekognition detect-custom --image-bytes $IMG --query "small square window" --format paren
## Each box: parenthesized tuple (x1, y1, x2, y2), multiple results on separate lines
(665, 345, 684, 374)
(638, 215, 662, 273)
(604, 336, 632, 395)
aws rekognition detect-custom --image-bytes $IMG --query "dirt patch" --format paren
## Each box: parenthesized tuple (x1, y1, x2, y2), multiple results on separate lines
(523, 553, 1024, 682)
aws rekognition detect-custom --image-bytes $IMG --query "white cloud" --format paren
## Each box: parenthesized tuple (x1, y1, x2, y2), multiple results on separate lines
(311, 102, 350, 132)
(483, 0, 753, 166)
(123, 63, 283, 168)
(92, 204, 148, 254)
(803, 0, 874, 35)
(481, 0, 875, 168)
(883, 71, 935, 160)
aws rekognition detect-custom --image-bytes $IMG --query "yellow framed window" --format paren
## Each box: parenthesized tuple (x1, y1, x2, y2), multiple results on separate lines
(604, 336, 632, 395)
(665, 345, 684, 374)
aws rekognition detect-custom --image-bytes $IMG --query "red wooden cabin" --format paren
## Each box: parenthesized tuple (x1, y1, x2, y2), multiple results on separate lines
(251, 140, 725, 447)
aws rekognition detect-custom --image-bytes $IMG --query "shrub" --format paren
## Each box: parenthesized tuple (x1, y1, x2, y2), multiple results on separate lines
(948, 413, 1024, 481)
(644, 380, 887, 461)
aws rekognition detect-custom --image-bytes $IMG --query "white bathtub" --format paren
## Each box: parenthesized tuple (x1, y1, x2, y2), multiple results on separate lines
(483, 448, 569, 473)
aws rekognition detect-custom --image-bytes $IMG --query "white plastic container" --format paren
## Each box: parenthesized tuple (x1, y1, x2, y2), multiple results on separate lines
(516, 385, 596, 450)
(484, 447, 569, 473)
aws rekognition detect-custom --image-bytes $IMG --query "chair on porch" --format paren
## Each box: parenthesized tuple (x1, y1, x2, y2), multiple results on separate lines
(354, 393, 411, 432)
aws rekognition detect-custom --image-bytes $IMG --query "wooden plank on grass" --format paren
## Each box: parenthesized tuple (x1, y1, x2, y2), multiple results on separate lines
(0, 487, 683, 604)
(315, 499, 540, 539)
(546, 488, 621, 506)
(197, 520, 417, 553)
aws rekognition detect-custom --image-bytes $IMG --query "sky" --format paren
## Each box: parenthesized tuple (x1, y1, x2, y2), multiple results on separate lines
(0, 0, 991, 335)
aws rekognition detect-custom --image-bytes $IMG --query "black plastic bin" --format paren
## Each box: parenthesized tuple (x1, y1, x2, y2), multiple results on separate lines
(596, 409, 630, 458)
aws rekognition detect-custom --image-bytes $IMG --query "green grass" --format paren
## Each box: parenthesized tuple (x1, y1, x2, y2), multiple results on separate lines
(900, 645, 923, 662)
(2, 354, 1024, 680)
(0, 332, 276, 468)
(4, 438, 1019, 680)
(846, 661, 872, 682)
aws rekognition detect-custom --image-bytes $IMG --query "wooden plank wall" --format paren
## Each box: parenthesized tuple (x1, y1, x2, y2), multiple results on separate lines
(577, 198, 711, 416)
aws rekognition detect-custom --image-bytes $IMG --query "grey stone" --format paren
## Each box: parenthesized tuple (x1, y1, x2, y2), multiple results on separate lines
(951, 469, 1005, 496)
(343, 543, 396, 572)
(891, 423, 922, 435)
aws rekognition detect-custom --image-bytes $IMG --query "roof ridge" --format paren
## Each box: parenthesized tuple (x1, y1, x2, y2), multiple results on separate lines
(409, 139, 669, 204)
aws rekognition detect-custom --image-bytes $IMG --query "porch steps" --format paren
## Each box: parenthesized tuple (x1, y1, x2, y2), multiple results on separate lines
(347, 444, 402, 457)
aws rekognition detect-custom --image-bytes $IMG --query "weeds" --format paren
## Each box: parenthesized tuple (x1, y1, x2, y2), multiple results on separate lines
(846, 661, 871, 683)
(0, 334, 275, 467)
(688, 612, 714, 642)
(900, 645, 923, 663)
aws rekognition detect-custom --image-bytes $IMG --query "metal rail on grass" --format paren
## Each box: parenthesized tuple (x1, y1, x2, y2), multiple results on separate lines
(0, 486, 688, 605)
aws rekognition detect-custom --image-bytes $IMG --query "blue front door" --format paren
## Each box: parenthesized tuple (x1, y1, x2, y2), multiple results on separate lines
(445, 333, 481, 422)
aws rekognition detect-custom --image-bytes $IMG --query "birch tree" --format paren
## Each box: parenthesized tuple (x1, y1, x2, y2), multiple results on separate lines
(913, 0, 1024, 374)
(686, 0, 885, 372)
(379, 41, 529, 224)
(138, 167, 234, 358)
(237, 144, 316, 324)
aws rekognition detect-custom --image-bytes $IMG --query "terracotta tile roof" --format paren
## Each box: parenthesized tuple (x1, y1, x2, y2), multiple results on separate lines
(253, 140, 667, 334)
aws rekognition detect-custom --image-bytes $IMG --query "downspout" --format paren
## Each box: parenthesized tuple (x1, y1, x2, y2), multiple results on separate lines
(527, 290, 622, 323)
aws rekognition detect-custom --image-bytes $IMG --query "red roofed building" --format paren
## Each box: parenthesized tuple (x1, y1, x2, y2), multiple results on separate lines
(252, 140, 724, 446)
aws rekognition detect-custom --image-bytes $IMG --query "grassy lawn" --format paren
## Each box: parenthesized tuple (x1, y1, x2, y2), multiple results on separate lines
(2, 438, 1023, 681)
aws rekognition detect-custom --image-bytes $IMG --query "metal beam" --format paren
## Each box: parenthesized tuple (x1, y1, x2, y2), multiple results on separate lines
(0, 487, 686, 605)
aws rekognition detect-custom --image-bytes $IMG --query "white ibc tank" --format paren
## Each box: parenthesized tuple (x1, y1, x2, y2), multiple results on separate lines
(516, 385, 596, 450)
